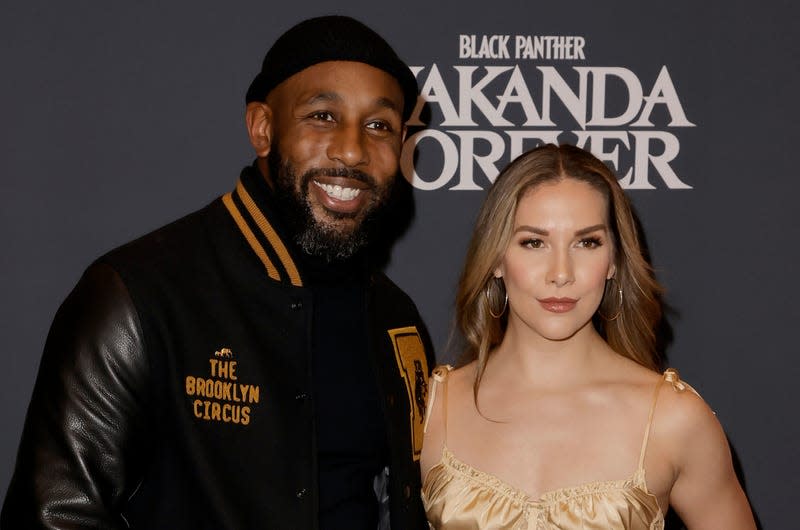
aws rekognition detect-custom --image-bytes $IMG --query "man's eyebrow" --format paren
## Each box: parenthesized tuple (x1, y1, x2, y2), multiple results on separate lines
(376, 96, 401, 113)
(301, 93, 401, 113)
(304, 92, 342, 105)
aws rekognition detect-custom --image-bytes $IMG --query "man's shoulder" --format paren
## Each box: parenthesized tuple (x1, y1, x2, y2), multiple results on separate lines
(100, 198, 226, 271)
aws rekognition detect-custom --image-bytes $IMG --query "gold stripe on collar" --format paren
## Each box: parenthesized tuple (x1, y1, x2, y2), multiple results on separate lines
(235, 180, 303, 287)
(222, 192, 281, 283)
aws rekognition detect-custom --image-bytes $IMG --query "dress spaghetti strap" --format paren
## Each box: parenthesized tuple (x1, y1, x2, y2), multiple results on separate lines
(423, 365, 453, 442)
(637, 368, 693, 471)
(637, 372, 666, 471)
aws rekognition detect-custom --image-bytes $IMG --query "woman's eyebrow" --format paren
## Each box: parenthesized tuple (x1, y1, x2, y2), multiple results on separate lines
(513, 225, 548, 235)
(575, 224, 607, 236)
(513, 224, 607, 236)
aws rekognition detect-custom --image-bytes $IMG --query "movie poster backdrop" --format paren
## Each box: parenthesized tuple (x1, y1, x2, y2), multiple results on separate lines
(1, 1, 796, 527)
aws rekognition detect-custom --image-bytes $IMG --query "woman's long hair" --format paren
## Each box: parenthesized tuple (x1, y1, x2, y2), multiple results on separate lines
(455, 144, 663, 401)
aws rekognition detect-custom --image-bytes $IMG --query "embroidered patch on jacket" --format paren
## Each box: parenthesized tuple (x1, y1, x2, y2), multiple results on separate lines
(388, 327, 429, 461)
(184, 347, 261, 426)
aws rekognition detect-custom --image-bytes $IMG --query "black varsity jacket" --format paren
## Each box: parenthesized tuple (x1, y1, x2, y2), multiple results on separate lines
(1, 168, 435, 529)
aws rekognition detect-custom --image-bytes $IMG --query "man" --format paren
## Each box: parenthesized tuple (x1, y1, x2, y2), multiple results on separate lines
(2, 16, 434, 529)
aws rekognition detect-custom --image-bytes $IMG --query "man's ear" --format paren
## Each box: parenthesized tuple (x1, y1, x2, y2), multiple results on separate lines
(245, 102, 273, 158)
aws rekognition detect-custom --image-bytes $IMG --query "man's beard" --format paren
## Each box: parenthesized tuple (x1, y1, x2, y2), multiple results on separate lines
(268, 148, 395, 263)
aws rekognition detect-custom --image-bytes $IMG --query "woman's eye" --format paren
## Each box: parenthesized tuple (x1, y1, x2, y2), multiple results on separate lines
(578, 237, 602, 248)
(521, 238, 544, 249)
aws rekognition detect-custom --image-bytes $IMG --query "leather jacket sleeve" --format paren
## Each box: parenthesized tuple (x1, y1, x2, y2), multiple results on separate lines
(1, 263, 150, 529)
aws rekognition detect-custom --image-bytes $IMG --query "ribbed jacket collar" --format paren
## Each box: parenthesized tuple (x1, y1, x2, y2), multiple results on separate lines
(222, 166, 304, 287)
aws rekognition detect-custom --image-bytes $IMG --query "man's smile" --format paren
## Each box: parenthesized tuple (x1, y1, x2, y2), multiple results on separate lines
(312, 180, 362, 201)
(309, 175, 373, 215)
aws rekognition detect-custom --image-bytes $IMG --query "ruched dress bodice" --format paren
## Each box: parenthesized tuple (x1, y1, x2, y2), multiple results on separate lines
(421, 367, 690, 529)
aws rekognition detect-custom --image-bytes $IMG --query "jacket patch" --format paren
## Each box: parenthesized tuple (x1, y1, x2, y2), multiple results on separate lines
(387, 327, 429, 461)
(184, 347, 261, 426)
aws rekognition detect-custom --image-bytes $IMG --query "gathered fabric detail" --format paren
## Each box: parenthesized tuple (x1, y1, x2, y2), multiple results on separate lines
(423, 446, 663, 529)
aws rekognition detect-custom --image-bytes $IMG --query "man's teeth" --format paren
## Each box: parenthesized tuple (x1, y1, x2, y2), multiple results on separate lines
(313, 181, 361, 201)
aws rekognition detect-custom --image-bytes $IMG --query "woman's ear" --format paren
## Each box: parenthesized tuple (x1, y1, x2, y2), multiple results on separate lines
(607, 262, 617, 280)
(245, 102, 273, 158)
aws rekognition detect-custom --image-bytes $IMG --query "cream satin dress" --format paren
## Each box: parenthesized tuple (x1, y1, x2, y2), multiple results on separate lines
(422, 367, 690, 529)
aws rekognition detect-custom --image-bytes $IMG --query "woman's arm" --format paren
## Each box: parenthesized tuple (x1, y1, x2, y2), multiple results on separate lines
(666, 390, 756, 529)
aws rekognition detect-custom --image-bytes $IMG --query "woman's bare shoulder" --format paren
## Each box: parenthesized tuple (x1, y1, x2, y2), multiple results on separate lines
(444, 361, 476, 400)
(654, 371, 720, 447)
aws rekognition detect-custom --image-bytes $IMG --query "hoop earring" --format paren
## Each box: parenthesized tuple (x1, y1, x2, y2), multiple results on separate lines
(485, 278, 508, 319)
(599, 277, 623, 321)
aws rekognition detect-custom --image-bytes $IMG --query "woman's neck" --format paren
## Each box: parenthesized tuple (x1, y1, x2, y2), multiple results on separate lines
(488, 321, 613, 388)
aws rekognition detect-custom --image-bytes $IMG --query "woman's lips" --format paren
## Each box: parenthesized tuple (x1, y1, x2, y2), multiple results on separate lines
(538, 297, 578, 313)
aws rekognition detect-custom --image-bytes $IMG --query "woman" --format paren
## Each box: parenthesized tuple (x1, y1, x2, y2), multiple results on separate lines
(421, 144, 755, 529)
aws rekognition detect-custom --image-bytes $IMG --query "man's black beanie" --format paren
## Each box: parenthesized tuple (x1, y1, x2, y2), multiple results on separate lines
(245, 15, 419, 121)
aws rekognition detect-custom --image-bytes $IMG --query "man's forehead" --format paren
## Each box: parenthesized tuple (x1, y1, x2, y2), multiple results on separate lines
(269, 61, 405, 110)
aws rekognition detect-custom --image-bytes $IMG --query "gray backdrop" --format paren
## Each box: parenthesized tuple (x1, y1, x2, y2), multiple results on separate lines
(2, 1, 797, 528)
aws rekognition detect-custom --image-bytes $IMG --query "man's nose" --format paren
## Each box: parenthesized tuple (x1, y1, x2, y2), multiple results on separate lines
(327, 124, 368, 167)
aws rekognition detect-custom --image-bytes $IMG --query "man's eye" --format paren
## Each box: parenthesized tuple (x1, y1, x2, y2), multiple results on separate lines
(366, 121, 391, 132)
(310, 111, 334, 122)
